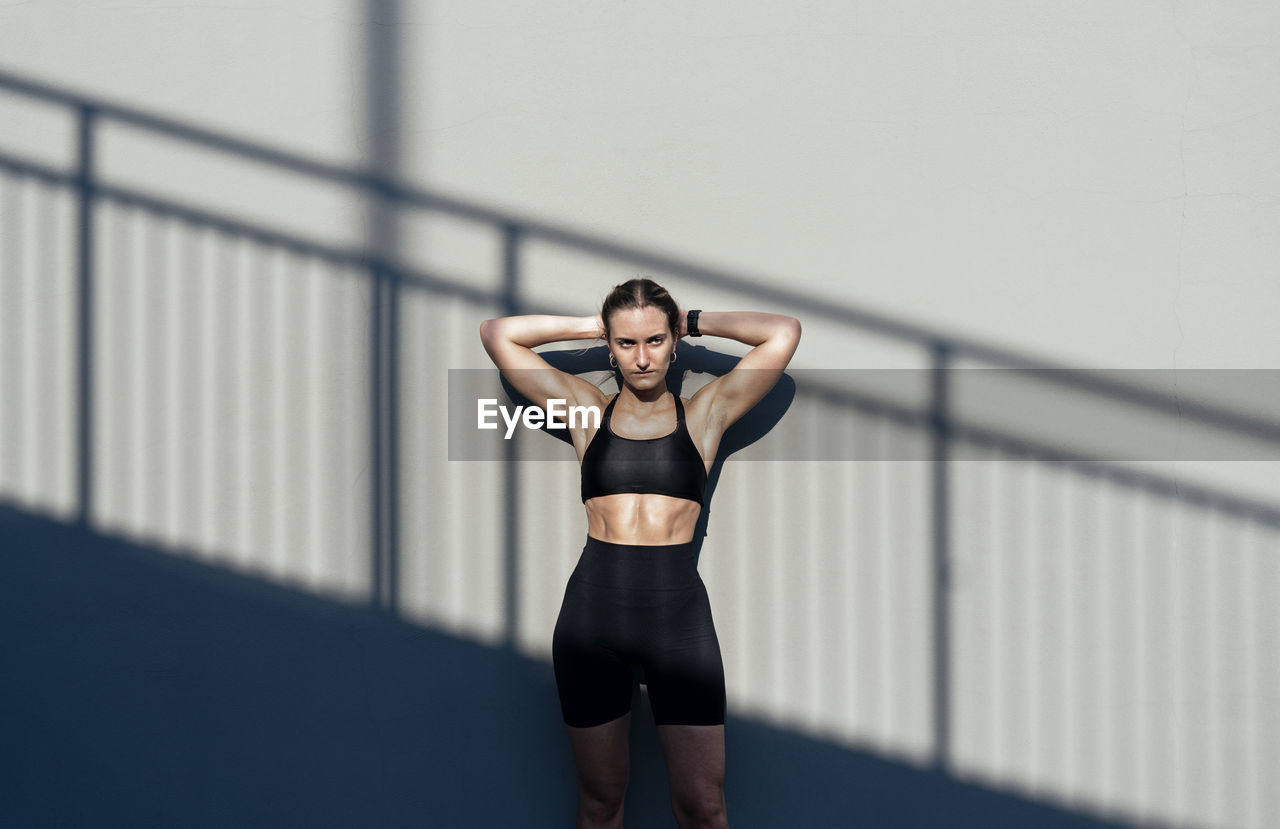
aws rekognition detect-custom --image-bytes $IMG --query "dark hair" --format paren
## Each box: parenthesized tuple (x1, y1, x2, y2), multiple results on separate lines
(600, 278, 680, 338)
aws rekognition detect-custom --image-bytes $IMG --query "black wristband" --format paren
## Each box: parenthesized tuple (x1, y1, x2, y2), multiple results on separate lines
(686, 309, 702, 337)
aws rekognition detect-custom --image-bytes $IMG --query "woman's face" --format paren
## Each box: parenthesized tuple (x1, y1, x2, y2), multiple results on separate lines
(606, 305, 676, 389)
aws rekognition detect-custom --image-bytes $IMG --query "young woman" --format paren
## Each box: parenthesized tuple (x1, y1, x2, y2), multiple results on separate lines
(479, 278, 801, 829)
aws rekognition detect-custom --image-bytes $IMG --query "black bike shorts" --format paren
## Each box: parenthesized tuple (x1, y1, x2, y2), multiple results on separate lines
(552, 536, 726, 728)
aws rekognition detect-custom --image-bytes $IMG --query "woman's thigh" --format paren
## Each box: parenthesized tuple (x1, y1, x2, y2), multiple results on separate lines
(567, 713, 632, 796)
(656, 724, 726, 802)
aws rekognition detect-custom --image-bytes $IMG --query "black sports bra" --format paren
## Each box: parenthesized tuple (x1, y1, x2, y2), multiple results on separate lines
(580, 394, 708, 505)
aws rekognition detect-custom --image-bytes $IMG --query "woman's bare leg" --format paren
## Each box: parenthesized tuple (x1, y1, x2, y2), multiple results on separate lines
(566, 713, 631, 829)
(657, 724, 728, 829)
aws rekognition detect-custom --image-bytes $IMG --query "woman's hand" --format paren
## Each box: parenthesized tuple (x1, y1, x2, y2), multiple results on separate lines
(685, 310, 801, 430)
(675, 308, 688, 339)
(592, 313, 606, 340)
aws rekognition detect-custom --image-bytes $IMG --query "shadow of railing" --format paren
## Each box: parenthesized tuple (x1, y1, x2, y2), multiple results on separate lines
(0, 503, 1156, 829)
(2, 66, 1278, 828)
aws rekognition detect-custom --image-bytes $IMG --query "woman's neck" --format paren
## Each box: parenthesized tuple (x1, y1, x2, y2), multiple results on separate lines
(617, 383, 669, 407)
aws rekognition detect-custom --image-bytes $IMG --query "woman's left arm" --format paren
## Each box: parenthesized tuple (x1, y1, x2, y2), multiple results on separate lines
(686, 311, 801, 430)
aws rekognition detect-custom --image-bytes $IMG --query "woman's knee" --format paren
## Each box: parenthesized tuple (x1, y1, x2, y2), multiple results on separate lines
(578, 775, 628, 822)
(670, 783, 726, 826)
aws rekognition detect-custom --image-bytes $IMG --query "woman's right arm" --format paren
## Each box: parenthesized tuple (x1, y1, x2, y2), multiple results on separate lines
(478, 314, 606, 411)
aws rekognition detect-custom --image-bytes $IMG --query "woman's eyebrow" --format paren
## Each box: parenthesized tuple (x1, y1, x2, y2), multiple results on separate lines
(614, 332, 666, 342)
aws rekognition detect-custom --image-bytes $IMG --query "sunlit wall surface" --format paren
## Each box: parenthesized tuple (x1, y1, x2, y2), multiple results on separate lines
(93, 209, 373, 599)
(2, 2, 1279, 828)
(2, 177, 77, 518)
(950, 460, 1278, 829)
(4, 147, 1280, 829)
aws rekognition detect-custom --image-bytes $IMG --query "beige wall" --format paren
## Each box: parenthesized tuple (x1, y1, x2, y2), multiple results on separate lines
(2, 1, 1276, 368)
(2, 3, 1278, 828)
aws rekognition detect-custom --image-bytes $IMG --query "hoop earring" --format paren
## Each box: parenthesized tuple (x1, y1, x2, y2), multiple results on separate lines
(670, 351, 678, 363)
(609, 353, 617, 369)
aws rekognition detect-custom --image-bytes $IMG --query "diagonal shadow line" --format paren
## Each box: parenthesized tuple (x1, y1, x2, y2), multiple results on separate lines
(0, 501, 1179, 829)
(0, 150, 571, 316)
(2, 66, 1279, 446)
(796, 378, 1280, 525)
(513, 345, 1280, 528)
(0, 64, 961, 345)
(1, 63, 1272, 825)
(4, 133, 1276, 808)
(9, 139, 1271, 526)
(26, 136, 1267, 518)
